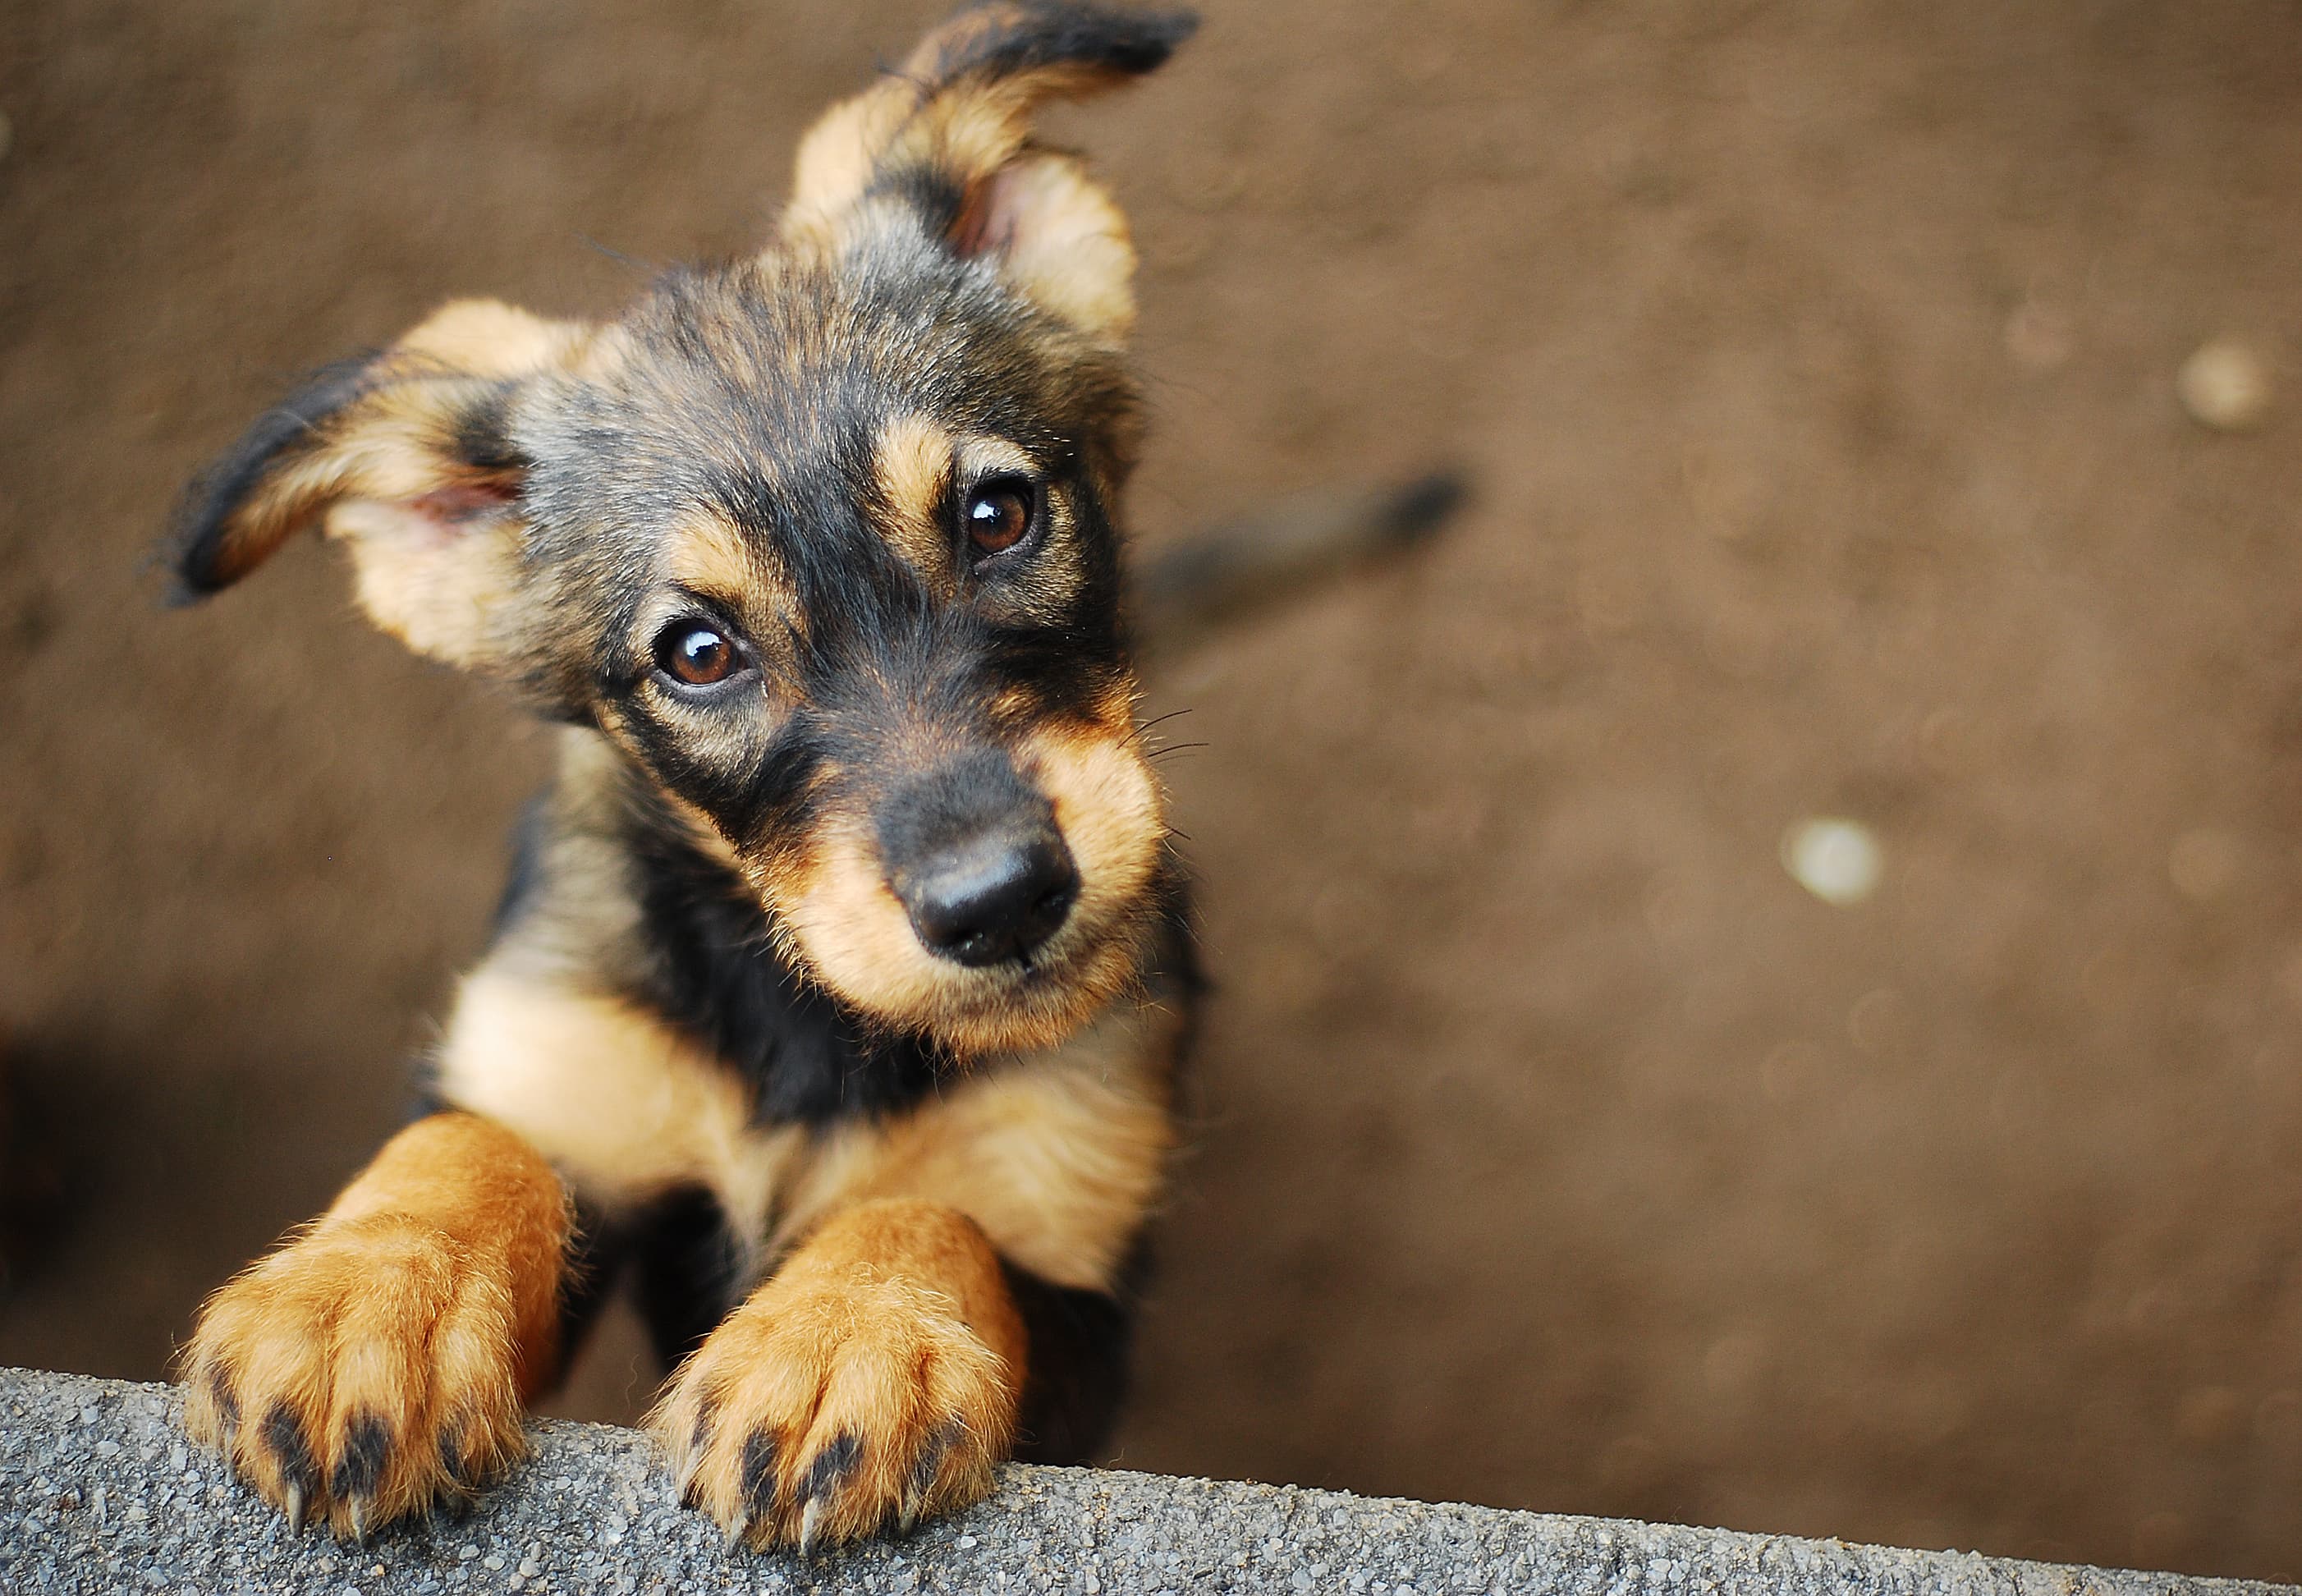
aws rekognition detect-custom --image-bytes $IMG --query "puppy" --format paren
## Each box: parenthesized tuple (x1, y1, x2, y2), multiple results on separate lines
(171, 1, 1202, 1552)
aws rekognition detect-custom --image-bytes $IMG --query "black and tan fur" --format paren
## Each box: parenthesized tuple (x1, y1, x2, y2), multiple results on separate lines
(167, 0, 1455, 1557)
(170, 2, 1204, 1552)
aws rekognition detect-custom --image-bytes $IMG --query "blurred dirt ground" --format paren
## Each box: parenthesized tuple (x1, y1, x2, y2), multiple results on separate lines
(5, 0, 2302, 1578)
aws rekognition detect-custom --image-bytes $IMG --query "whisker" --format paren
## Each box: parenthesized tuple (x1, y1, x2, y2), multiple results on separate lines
(1124, 708, 1196, 750)
(1146, 741, 1210, 764)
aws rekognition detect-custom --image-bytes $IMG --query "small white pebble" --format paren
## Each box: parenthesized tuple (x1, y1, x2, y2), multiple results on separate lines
(483, 1554, 507, 1571)
(2177, 336, 2274, 431)
(956, 1534, 977, 1548)
(458, 1545, 480, 1561)
(1782, 817, 1882, 906)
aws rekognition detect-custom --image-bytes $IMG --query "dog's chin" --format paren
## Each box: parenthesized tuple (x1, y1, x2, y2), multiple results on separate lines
(783, 900, 1153, 1059)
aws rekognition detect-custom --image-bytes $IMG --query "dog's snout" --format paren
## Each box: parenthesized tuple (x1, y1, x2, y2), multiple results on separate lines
(901, 829, 1080, 966)
(878, 750, 1080, 967)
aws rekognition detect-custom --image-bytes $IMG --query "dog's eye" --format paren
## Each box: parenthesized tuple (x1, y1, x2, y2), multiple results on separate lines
(654, 621, 741, 688)
(964, 479, 1036, 558)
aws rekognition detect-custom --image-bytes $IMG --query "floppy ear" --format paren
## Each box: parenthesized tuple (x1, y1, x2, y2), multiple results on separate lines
(780, 1, 1196, 343)
(166, 300, 591, 669)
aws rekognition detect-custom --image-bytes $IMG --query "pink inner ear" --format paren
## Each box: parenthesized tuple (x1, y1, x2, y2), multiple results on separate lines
(409, 482, 518, 527)
(950, 166, 1025, 261)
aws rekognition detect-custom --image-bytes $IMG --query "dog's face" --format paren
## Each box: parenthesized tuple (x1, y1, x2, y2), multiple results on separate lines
(167, 4, 1195, 1057)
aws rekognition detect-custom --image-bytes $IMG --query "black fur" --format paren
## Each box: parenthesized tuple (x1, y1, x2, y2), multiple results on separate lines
(621, 805, 948, 1128)
(557, 1187, 750, 1372)
(555, 1194, 631, 1370)
(916, 2, 1199, 87)
(168, 7, 1221, 1542)
(163, 352, 383, 603)
(563, 1173, 1149, 1469)
(626, 1187, 751, 1369)
(448, 384, 531, 477)
(489, 796, 553, 938)
(1002, 1246, 1145, 1464)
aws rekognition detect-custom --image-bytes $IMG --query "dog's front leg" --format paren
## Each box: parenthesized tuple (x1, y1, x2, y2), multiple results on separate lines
(653, 1198, 1025, 1554)
(180, 1111, 571, 1537)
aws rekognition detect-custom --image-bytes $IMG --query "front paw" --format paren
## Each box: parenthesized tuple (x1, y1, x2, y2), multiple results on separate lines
(180, 1215, 529, 1539)
(653, 1270, 1017, 1553)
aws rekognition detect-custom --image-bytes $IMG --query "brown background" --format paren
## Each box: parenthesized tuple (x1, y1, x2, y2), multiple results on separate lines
(5, 0, 2302, 1579)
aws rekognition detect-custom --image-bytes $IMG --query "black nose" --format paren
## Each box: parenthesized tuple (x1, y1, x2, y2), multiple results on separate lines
(901, 830, 1080, 966)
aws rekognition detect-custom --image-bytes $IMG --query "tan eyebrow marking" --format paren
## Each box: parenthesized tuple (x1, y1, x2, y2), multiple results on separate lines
(955, 436, 1036, 484)
(874, 415, 956, 587)
(659, 513, 804, 661)
(666, 513, 764, 598)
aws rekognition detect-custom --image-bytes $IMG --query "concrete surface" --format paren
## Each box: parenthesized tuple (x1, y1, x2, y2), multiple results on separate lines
(0, 1369, 2289, 1596)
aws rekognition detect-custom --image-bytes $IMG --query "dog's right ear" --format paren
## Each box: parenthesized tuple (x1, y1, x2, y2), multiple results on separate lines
(781, 2, 1197, 345)
(166, 300, 594, 670)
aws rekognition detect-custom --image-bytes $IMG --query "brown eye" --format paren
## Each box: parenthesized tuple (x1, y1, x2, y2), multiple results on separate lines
(655, 621, 740, 687)
(964, 479, 1035, 557)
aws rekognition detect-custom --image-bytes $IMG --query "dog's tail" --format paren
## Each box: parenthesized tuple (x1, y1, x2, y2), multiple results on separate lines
(1130, 471, 1468, 658)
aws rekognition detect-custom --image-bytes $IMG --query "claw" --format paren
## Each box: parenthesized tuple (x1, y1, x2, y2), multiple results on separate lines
(794, 1431, 860, 1555)
(347, 1500, 368, 1544)
(722, 1507, 751, 1550)
(283, 1484, 306, 1536)
(900, 1420, 957, 1533)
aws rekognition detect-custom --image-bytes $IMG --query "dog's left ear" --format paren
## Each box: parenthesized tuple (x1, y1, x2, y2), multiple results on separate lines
(167, 300, 592, 670)
(780, 2, 1197, 345)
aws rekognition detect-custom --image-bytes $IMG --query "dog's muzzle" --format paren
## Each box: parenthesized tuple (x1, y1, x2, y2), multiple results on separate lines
(878, 750, 1080, 967)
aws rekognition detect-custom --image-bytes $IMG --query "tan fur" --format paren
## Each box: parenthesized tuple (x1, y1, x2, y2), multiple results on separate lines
(179, 1112, 571, 1539)
(202, 300, 589, 594)
(956, 434, 1038, 483)
(783, 989, 1182, 1291)
(178, 5, 1194, 1555)
(775, 811, 971, 1039)
(1020, 718, 1166, 959)
(873, 414, 957, 585)
(330, 493, 525, 667)
(779, 7, 1142, 342)
(773, 736, 1160, 1056)
(979, 153, 1139, 341)
(663, 513, 772, 610)
(397, 296, 594, 377)
(652, 1199, 1023, 1551)
(438, 970, 806, 1263)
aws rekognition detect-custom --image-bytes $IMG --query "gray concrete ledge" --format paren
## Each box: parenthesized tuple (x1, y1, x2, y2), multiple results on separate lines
(0, 1368, 2286, 1596)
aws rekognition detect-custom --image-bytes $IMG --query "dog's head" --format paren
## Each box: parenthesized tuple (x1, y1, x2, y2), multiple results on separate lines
(166, 2, 1196, 1057)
